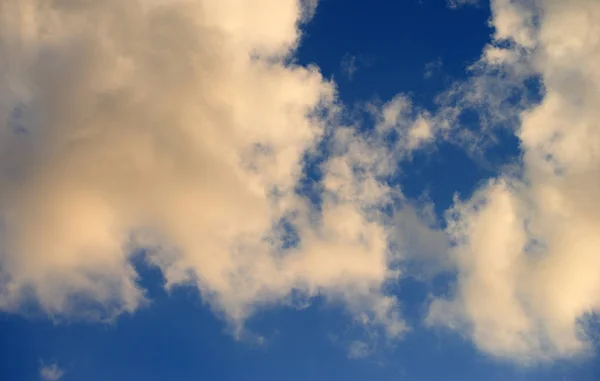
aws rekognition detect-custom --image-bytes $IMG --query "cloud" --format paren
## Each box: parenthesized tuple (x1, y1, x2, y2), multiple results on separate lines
(424, 58, 443, 79)
(12, 0, 599, 367)
(446, 0, 480, 9)
(374, 95, 437, 152)
(340, 54, 358, 80)
(40, 363, 64, 381)
(0, 0, 333, 321)
(428, 0, 600, 363)
(347, 340, 373, 359)
(0, 0, 450, 341)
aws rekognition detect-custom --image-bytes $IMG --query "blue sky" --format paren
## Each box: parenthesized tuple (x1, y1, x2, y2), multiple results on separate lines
(2, 0, 600, 380)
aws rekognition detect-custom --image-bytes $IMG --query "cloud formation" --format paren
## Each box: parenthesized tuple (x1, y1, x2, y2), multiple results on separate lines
(40, 363, 64, 381)
(4, 0, 599, 367)
(0, 0, 329, 320)
(428, 0, 600, 363)
(0, 0, 448, 338)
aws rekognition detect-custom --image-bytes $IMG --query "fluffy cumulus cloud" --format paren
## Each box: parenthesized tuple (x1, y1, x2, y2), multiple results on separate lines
(0, 0, 448, 337)
(4, 0, 599, 367)
(428, 0, 600, 363)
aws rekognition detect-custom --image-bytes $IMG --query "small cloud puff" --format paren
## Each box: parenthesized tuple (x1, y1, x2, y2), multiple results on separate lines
(423, 58, 443, 79)
(40, 363, 64, 381)
(347, 340, 373, 359)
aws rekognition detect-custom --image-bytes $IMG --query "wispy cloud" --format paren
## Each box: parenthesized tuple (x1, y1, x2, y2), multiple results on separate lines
(423, 58, 443, 79)
(347, 340, 373, 359)
(40, 363, 64, 381)
(446, 0, 480, 9)
(340, 54, 358, 80)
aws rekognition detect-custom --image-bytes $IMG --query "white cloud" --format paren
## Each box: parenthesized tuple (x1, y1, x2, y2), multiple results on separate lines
(40, 363, 64, 381)
(0, 0, 334, 321)
(12, 0, 600, 366)
(0, 0, 450, 340)
(374, 95, 438, 153)
(407, 117, 433, 149)
(428, 0, 600, 363)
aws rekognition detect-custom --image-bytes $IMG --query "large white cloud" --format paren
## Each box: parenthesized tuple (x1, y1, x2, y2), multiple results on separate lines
(428, 0, 600, 363)
(0, 0, 447, 338)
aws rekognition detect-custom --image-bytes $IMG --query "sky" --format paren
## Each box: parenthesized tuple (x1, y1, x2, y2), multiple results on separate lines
(1, 0, 600, 380)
